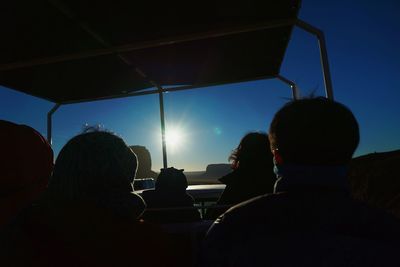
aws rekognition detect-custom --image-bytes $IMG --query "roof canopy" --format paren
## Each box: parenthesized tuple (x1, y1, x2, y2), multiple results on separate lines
(0, 0, 301, 103)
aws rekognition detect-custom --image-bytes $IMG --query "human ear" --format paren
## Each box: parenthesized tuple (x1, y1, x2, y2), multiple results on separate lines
(272, 149, 283, 165)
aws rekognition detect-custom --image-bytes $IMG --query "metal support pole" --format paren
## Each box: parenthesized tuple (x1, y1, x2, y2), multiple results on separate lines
(133, 70, 168, 169)
(276, 75, 299, 100)
(47, 103, 61, 145)
(158, 89, 168, 169)
(296, 19, 334, 100)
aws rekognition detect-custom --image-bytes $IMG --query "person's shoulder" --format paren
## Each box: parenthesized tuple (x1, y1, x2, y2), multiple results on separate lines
(184, 192, 195, 202)
(204, 193, 287, 256)
(218, 170, 239, 184)
(231, 192, 288, 211)
(214, 192, 288, 226)
(140, 189, 155, 200)
(141, 189, 155, 195)
(131, 191, 146, 204)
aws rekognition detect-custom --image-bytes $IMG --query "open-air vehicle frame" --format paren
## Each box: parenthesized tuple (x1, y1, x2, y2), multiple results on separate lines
(0, 0, 333, 216)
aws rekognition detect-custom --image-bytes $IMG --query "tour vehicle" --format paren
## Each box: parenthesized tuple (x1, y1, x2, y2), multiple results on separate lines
(0, 0, 335, 264)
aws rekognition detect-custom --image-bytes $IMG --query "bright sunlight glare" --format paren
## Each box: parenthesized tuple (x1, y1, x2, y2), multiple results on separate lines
(165, 127, 186, 152)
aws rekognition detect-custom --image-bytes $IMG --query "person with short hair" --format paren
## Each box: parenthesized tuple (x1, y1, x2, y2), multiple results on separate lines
(46, 130, 145, 219)
(1, 130, 175, 266)
(200, 97, 400, 266)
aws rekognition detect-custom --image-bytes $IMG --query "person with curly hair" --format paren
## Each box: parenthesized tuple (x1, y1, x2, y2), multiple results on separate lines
(206, 132, 275, 219)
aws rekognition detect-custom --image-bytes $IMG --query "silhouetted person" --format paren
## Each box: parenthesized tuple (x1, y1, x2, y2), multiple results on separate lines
(206, 132, 275, 219)
(141, 167, 201, 223)
(200, 97, 400, 266)
(130, 145, 158, 179)
(0, 120, 53, 230)
(1, 130, 175, 266)
(44, 131, 145, 219)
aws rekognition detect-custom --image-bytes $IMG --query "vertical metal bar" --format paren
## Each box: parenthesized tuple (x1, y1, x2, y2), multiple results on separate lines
(47, 103, 61, 145)
(295, 19, 334, 100)
(318, 33, 334, 99)
(47, 116, 52, 144)
(276, 75, 299, 100)
(158, 91, 168, 169)
(290, 84, 300, 100)
(129, 67, 169, 169)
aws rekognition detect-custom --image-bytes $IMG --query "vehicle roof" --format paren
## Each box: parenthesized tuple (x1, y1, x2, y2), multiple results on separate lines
(0, 0, 301, 103)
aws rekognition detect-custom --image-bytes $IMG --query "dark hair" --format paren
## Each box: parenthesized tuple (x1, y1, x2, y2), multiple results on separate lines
(269, 97, 359, 165)
(48, 131, 137, 201)
(229, 132, 273, 170)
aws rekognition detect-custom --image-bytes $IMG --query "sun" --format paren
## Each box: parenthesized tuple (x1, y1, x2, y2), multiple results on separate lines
(165, 127, 186, 152)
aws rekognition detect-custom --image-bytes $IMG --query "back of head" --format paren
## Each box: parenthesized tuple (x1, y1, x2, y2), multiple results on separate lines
(230, 132, 273, 170)
(269, 97, 359, 165)
(47, 131, 140, 215)
(155, 167, 188, 194)
(0, 120, 53, 227)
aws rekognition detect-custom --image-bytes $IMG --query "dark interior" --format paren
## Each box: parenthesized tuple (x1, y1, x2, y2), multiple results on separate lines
(0, 0, 301, 103)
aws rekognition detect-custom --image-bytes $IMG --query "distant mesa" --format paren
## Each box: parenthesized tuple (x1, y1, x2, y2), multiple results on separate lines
(349, 149, 400, 219)
(184, 163, 231, 184)
(129, 145, 158, 179)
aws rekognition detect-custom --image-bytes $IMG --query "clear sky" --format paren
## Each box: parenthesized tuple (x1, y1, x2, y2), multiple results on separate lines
(1, 0, 400, 171)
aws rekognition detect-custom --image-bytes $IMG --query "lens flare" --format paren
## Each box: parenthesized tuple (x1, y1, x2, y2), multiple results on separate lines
(165, 127, 186, 152)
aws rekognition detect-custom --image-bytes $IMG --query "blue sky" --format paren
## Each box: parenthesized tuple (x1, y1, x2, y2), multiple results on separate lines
(1, 0, 400, 171)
